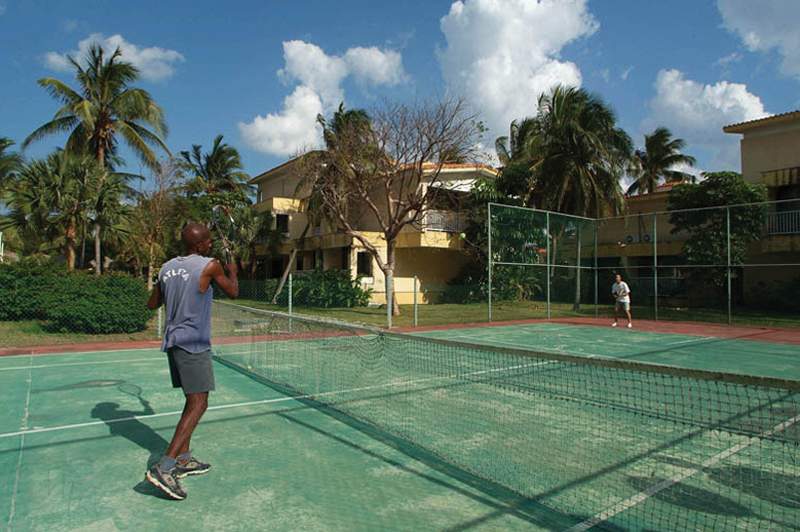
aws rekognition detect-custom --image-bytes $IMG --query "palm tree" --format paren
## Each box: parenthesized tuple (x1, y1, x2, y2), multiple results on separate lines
(0, 138, 23, 196)
(531, 85, 633, 217)
(23, 44, 169, 273)
(626, 127, 696, 195)
(3, 151, 100, 270)
(180, 135, 251, 203)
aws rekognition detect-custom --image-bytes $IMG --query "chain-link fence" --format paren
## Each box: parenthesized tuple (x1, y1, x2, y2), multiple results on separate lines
(489, 200, 800, 327)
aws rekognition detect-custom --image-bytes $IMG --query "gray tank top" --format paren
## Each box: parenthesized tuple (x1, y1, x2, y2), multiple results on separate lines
(158, 254, 214, 353)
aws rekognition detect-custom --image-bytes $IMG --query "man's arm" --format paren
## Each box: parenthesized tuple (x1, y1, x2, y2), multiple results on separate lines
(147, 283, 163, 310)
(200, 260, 239, 298)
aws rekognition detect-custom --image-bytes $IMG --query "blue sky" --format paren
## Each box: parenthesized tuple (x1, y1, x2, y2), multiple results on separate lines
(2, 0, 799, 186)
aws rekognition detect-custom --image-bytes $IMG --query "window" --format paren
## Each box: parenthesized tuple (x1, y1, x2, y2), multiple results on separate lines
(276, 214, 289, 233)
(296, 253, 304, 271)
(356, 252, 372, 276)
(341, 247, 350, 270)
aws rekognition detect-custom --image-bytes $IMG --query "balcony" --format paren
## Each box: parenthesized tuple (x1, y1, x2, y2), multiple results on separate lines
(767, 210, 800, 235)
(419, 210, 466, 233)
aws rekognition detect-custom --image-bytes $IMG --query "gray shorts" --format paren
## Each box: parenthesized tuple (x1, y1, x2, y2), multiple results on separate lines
(615, 301, 631, 312)
(167, 347, 215, 394)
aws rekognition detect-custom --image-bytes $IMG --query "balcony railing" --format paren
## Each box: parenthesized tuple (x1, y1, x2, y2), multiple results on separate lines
(767, 210, 800, 235)
(419, 210, 466, 233)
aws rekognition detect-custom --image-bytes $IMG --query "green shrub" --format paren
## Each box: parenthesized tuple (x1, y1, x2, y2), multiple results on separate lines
(441, 263, 545, 303)
(0, 261, 64, 320)
(265, 269, 371, 308)
(746, 277, 800, 312)
(42, 273, 153, 334)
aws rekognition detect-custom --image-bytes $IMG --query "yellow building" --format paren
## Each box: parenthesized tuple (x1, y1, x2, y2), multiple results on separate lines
(250, 156, 497, 305)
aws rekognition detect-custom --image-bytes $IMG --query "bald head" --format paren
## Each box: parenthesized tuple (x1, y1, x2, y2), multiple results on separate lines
(182, 223, 212, 254)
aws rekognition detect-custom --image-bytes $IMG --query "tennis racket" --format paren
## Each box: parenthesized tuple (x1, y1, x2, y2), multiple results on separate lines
(211, 205, 237, 264)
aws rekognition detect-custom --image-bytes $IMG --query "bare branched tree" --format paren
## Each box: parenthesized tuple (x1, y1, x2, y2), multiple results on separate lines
(295, 98, 483, 318)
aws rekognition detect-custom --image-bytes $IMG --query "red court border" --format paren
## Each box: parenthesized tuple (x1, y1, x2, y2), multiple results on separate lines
(2, 317, 798, 357)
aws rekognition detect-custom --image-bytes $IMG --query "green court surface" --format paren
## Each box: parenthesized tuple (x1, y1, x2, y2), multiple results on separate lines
(415, 322, 800, 380)
(0, 347, 568, 532)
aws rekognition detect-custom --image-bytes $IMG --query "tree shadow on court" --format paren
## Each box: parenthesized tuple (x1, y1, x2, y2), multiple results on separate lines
(90, 398, 172, 500)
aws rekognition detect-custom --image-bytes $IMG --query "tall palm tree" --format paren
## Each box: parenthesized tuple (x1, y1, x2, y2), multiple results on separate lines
(23, 44, 169, 273)
(495, 118, 538, 166)
(626, 127, 696, 195)
(3, 151, 100, 270)
(180, 135, 251, 202)
(0, 138, 23, 196)
(531, 85, 633, 217)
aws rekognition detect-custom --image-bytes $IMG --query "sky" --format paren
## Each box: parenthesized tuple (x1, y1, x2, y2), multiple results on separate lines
(2, 0, 799, 186)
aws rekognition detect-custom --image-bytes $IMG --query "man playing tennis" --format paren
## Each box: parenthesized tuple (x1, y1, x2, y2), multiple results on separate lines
(611, 273, 632, 329)
(145, 223, 238, 500)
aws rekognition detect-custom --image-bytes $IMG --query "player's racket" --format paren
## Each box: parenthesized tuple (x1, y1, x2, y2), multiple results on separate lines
(211, 205, 237, 263)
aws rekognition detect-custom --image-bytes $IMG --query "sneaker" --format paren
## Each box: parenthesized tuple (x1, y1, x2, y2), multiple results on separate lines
(611, 322, 618, 327)
(174, 457, 211, 478)
(627, 323, 633, 329)
(145, 464, 187, 500)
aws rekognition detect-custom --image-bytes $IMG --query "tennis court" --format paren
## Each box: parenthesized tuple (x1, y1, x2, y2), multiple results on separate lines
(2, 302, 799, 531)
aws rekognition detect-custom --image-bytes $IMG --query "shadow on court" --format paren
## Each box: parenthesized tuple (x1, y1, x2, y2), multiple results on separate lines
(90, 398, 173, 500)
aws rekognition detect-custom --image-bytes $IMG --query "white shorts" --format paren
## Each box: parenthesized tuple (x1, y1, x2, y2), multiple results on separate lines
(615, 301, 630, 311)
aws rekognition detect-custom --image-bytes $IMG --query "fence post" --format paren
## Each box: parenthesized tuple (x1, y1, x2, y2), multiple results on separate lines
(413, 275, 418, 327)
(288, 273, 293, 332)
(157, 307, 162, 339)
(594, 221, 598, 318)
(546, 212, 551, 320)
(487, 203, 493, 322)
(386, 278, 393, 329)
(653, 213, 658, 321)
(727, 207, 732, 325)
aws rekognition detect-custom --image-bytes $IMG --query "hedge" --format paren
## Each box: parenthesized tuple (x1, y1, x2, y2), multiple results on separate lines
(0, 263, 153, 334)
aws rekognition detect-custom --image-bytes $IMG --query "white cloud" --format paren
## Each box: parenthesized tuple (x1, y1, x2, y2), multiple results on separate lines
(599, 68, 610, 83)
(715, 52, 743, 68)
(44, 33, 184, 82)
(0, 3, 6, 16)
(718, 0, 800, 79)
(437, 0, 598, 139)
(239, 86, 325, 157)
(621, 66, 634, 81)
(645, 69, 768, 169)
(240, 40, 407, 157)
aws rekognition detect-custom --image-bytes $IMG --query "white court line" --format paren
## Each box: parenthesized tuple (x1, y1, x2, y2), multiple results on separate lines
(0, 357, 162, 372)
(564, 412, 800, 532)
(444, 334, 612, 359)
(0, 360, 545, 440)
(0, 347, 159, 359)
(6, 356, 33, 530)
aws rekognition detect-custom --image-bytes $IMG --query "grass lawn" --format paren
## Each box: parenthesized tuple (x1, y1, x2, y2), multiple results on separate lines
(0, 317, 160, 349)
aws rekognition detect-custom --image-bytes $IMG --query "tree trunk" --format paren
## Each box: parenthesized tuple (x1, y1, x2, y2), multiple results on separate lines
(94, 222, 102, 275)
(272, 223, 311, 304)
(94, 145, 106, 275)
(79, 224, 86, 269)
(65, 223, 77, 272)
(385, 240, 400, 317)
(147, 242, 155, 290)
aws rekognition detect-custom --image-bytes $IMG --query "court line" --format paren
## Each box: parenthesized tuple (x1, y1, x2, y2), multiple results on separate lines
(0, 360, 545, 440)
(6, 356, 33, 530)
(0, 357, 162, 372)
(0, 347, 159, 360)
(564, 412, 800, 532)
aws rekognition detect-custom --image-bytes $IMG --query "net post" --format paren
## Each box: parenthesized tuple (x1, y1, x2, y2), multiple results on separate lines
(546, 211, 551, 320)
(653, 213, 658, 321)
(413, 275, 418, 327)
(288, 273, 293, 332)
(386, 272, 393, 329)
(727, 206, 732, 325)
(487, 203, 493, 322)
(594, 220, 598, 318)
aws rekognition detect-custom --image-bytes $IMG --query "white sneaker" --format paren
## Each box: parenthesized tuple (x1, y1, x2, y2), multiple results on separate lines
(627, 323, 632, 329)
(611, 322, 618, 327)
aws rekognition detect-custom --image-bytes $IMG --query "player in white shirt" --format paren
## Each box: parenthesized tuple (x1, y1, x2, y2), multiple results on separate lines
(611, 273, 632, 328)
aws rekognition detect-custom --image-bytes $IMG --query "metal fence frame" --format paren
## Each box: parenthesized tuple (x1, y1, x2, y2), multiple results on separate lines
(487, 199, 800, 325)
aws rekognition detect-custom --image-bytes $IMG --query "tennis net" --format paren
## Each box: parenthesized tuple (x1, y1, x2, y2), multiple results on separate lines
(212, 301, 800, 531)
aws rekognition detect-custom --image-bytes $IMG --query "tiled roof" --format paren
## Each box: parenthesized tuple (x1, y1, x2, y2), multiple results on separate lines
(723, 110, 800, 133)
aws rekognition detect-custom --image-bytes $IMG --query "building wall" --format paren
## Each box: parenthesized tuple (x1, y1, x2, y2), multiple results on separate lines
(738, 122, 800, 184)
